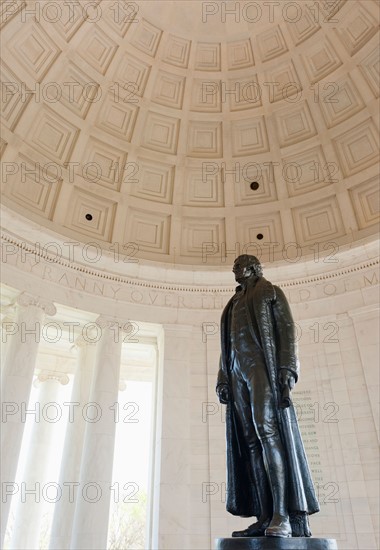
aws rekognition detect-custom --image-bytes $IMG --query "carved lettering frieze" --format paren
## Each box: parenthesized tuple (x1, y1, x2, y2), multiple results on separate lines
(1, 233, 378, 310)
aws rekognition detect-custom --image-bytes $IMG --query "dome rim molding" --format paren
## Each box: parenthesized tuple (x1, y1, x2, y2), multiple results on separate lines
(1, 204, 379, 294)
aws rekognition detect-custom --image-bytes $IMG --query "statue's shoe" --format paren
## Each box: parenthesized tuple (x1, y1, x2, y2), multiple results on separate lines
(265, 514, 292, 538)
(232, 519, 270, 538)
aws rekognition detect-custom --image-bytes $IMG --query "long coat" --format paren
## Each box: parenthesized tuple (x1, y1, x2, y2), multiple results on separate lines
(217, 276, 319, 519)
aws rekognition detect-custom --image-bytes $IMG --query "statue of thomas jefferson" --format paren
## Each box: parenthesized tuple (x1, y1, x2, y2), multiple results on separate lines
(216, 255, 319, 538)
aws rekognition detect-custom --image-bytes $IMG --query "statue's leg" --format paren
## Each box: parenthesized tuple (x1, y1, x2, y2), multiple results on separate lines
(230, 366, 272, 537)
(260, 435, 291, 537)
(244, 360, 292, 538)
(246, 442, 272, 533)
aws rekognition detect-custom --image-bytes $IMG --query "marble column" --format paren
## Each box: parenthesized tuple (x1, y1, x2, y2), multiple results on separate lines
(9, 371, 69, 550)
(1, 304, 16, 368)
(1, 293, 56, 546)
(70, 316, 123, 550)
(152, 324, 191, 550)
(48, 337, 96, 550)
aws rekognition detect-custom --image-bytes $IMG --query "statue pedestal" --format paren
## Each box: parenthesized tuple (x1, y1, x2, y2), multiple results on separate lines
(215, 538, 338, 549)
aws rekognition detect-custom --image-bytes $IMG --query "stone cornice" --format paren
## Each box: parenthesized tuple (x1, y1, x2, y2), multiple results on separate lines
(276, 258, 379, 289)
(1, 228, 379, 294)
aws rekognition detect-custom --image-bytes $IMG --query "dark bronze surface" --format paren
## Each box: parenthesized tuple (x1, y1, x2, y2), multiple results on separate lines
(216, 255, 321, 538)
(215, 538, 338, 549)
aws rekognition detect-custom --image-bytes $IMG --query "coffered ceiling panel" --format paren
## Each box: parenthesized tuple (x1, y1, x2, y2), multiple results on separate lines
(336, 5, 378, 55)
(162, 34, 191, 69)
(2, 19, 61, 82)
(273, 101, 317, 148)
(256, 25, 288, 63)
(227, 39, 254, 70)
(231, 117, 268, 157)
(95, 93, 139, 141)
(53, 61, 100, 119)
(234, 164, 277, 206)
(77, 25, 118, 75)
(301, 36, 343, 84)
(65, 187, 117, 241)
(318, 75, 365, 129)
(227, 75, 262, 111)
(236, 212, 284, 250)
(125, 208, 171, 254)
(25, 105, 80, 164)
(282, 146, 330, 197)
(332, 119, 379, 177)
(3, 153, 61, 219)
(292, 196, 346, 245)
(0, 62, 31, 130)
(195, 42, 221, 71)
(359, 46, 380, 97)
(80, 137, 128, 191)
(183, 167, 224, 207)
(131, 158, 174, 204)
(130, 18, 162, 57)
(181, 218, 225, 258)
(349, 176, 380, 229)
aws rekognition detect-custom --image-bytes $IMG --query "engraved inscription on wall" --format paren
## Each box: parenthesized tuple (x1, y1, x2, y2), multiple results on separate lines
(293, 390, 332, 509)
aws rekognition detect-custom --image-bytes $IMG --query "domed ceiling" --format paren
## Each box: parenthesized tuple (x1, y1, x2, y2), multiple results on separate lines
(1, 0, 379, 266)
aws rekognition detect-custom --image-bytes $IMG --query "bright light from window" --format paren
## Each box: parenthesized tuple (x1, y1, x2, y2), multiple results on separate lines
(107, 380, 154, 550)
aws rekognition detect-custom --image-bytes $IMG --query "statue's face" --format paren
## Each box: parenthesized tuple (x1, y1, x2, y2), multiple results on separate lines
(232, 257, 253, 283)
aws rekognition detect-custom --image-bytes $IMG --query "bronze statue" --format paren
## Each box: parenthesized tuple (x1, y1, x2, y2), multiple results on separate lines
(216, 255, 319, 538)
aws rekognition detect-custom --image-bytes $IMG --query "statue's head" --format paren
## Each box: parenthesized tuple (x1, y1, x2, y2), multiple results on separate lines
(232, 255, 263, 283)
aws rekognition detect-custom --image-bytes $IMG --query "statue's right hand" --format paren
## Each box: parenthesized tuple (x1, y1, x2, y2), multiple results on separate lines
(217, 384, 230, 404)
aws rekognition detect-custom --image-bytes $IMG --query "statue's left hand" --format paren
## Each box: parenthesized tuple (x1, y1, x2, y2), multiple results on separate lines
(216, 384, 230, 404)
(279, 369, 295, 390)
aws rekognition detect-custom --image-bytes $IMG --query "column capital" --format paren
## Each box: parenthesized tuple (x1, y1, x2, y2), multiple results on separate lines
(35, 370, 70, 386)
(1, 302, 16, 319)
(95, 315, 129, 331)
(1, 314, 16, 327)
(119, 379, 127, 391)
(16, 292, 57, 316)
(95, 315, 123, 329)
(71, 334, 97, 352)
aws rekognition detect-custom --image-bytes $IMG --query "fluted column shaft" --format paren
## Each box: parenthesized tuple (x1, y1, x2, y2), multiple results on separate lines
(152, 324, 192, 550)
(70, 317, 123, 550)
(9, 374, 68, 550)
(1, 293, 56, 546)
(48, 338, 96, 550)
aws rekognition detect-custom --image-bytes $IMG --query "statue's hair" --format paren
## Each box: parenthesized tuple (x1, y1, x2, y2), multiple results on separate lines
(235, 255, 263, 277)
